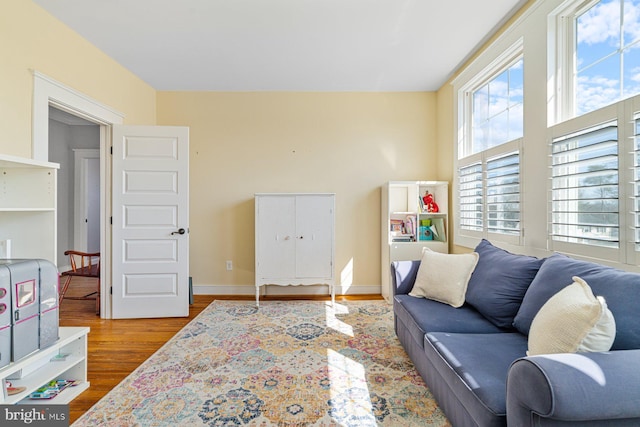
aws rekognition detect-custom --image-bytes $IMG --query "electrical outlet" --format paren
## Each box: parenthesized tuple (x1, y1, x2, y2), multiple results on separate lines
(226, 260, 233, 271)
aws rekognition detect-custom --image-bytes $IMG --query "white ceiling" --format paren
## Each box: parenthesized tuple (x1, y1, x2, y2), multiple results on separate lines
(33, 0, 527, 92)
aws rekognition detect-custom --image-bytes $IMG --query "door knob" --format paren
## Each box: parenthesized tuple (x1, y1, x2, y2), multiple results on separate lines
(171, 228, 186, 235)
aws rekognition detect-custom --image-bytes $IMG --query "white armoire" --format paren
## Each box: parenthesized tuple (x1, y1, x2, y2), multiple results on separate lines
(254, 193, 335, 307)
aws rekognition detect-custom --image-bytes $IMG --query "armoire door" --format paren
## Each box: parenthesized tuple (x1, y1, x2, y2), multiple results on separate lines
(295, 195, 334, 278)
(256, 195, 296, 279)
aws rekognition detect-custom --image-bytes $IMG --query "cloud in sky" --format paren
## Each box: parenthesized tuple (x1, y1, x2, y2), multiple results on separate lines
(577, 75, 620, 114)
(577, 0, 620, 46)
(575, 0, 640, 115)
(578, 0, 640, 47)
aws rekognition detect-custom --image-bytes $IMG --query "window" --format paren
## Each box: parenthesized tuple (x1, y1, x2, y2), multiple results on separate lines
(456, 40, 523, 245)
(452, 0, 640, 266)
(551, 122, 619, 248)
(576, 0, 640, 115)
(549, 0, 640, 261)
(471, 59, 524, 154)
(555, 0, 640, 120)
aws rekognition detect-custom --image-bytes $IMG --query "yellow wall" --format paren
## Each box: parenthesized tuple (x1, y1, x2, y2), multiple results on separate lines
(157, 92, 437, 292)
(1, 0, 156, 158)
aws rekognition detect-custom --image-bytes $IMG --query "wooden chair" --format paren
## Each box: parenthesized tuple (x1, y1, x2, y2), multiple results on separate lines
(59, 250, 100, 315)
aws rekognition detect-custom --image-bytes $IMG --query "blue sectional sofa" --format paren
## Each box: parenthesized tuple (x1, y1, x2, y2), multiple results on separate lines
(391, 240, 640, 427)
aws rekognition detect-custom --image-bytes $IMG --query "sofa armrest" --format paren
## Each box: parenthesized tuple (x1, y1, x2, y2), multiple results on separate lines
(390, 260, 420, 296)
(507, 350, 640, 425)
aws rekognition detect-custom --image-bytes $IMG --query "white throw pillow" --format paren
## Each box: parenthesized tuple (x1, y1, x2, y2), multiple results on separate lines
(527, 276, 616, 356)
(409, 248, 479, 308)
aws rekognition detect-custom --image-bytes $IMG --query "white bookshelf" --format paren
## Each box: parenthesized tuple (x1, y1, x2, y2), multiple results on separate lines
(0, 327, 90, 404)
(381, 181, 449, 301)
(0, 154, 59, 262)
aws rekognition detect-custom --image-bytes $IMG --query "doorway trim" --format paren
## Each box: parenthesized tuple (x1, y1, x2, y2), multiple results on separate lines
(33, 71, 125, 318)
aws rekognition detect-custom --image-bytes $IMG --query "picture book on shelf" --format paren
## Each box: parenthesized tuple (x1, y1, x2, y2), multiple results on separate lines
(430, 217, 446, 242)
(389, 216, 417, 242)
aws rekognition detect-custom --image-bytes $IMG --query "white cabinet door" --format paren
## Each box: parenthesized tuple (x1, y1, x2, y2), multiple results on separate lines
(256, 195, 296, 279)
(295, 195, 333, 278)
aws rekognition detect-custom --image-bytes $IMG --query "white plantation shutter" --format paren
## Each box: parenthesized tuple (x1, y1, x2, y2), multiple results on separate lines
(486, 152, 520, 236)
(458, 148, 521, 244)
(459, 162, 483, 232)
(551, 122, 619, 248)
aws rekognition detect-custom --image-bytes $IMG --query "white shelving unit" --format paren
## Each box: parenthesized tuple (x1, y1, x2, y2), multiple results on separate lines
(0, 154, 59, 261)
(0, 327, 89, 404)
(381, 181, 449, 301)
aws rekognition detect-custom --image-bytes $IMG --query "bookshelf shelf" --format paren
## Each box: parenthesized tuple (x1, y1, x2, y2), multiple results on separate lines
(0, 327, 89, 405)
(0, 155, 59, 260)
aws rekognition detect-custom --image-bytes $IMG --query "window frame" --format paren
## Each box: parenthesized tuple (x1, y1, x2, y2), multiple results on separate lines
(549, 0, 593, 124)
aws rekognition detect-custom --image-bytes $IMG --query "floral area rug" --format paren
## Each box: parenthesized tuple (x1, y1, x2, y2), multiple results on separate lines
(73, 300, 450, 426)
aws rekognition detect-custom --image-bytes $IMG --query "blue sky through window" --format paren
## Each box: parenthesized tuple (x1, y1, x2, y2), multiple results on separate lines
(576, 0, 640, 115)
(471, 59, 523, 154)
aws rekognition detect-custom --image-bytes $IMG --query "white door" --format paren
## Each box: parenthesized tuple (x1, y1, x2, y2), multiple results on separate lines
(111, 125, 189, 318)
(73, 149, 100, 253)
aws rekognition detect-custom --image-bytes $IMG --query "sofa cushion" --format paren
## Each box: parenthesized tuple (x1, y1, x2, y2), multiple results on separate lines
(513, 253, 640, 350)
(409, 248, 478, 307)
(394, 295, 503, 349)
(425, 332, 528, 419)
(466, 239, 545, 329)
(527, 276, 616, 356)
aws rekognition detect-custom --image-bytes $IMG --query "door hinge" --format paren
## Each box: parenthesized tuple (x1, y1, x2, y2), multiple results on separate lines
(110, 287, 113, 295)
(110, 146, 113, 155)
(110, 216, 112, 225)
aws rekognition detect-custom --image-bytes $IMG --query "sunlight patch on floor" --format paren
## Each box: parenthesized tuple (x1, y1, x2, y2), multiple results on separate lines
(327, 348, 376, 426)
(325, 301, 354, 337)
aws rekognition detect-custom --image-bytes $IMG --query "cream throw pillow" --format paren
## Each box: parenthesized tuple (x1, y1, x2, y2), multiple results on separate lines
(527, 276, 616, 356)
(409, 248, 479, 308)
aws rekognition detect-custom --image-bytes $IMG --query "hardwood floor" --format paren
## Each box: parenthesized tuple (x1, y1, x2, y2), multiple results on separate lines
(59, 278, 382, 423)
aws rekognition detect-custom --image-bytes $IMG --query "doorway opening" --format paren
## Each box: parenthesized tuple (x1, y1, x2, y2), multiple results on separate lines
(48, 107, 100, 270)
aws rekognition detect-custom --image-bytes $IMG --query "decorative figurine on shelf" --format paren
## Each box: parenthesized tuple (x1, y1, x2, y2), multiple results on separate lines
(423, 191, 439, 213)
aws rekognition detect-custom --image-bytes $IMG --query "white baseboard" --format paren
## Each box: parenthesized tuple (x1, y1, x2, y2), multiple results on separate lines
(192, 283, 381, 296)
